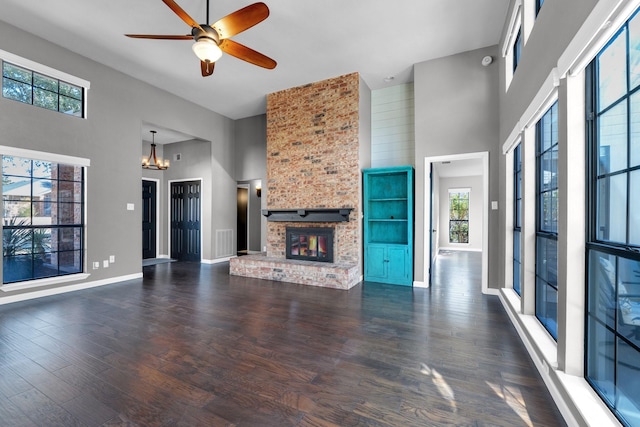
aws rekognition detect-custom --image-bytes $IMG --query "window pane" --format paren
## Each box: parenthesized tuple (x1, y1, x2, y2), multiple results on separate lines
(33, 88, 58, 111)
(514, 258, 521, 295)
(58, 228, 82, 252)
(2, 254, 33, 283)
(3, 201, 32, 225)
(2, 175, 31, 200)
(630, 170, 640, 246)
(540, 110, 552, 152)
(58, 164, 81, 182)
(598, 28, 628, 111)
(59, 250, 82, 274)
(2, 78, 32, 104)
(618, 257, 640, 348)
(57, 181, 82, 203)
(3, 156, 32, 178)
(33, 73, 58, 92)
(2, 62, 31, 84)
(589, 251, 617, 329)
(59, 82, 82, 100)
(630, 90, 640, 168)
(629, 12, 640, 90)
(60, 95, 82, 117)
(536, 279, 558, 338)
(539, 237, 557, 286)
(617, 338, 640, 421)
(587, 317, 616, 406)
(58, 203, 82, 224)
(599, 102, 628, 174)
(597, 174, 627, 243)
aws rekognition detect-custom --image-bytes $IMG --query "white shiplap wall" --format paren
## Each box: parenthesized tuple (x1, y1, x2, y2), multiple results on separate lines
(371, 83, 415, 168)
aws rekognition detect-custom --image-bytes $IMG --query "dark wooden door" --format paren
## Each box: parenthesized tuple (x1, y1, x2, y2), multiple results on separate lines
(237, 187, 248, 254)
(142, 180, 157, 259)
(170, 180, 201, 261)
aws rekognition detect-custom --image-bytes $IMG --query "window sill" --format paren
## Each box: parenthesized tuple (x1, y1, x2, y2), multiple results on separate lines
(1, 273, 90, 292)
(500, 288, 623, 427)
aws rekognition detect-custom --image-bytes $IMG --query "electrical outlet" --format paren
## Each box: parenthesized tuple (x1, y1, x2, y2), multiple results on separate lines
(109, 255, 115, 263)
(103, 260, 109, 268)
(92, 262, 99, 270)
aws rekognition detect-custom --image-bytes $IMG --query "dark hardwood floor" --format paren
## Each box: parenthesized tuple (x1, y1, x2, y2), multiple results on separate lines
(0, 251, 566, 426)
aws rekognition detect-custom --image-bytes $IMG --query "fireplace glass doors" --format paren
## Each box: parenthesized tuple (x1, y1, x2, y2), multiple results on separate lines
(286, 227, 334, 262)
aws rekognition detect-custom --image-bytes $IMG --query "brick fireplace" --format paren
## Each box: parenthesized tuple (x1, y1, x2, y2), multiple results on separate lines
(229, 72, 366, 289)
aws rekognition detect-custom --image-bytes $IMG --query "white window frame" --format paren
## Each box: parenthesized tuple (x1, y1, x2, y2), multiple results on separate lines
(1, 49, 90, 118)
(0, 145, 90, 292)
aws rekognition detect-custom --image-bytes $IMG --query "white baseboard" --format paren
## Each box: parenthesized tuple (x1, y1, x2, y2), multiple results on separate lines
(413, 280, 429, 288)
(0, 273, 143, 306)
(201, 256, 235, 265)
(439, 246, 482, 252)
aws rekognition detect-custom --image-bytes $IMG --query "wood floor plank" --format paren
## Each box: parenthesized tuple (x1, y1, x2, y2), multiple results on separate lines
(0, 252, 566, 426)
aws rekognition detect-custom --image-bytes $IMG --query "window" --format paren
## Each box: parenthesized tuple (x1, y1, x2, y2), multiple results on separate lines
(514, 143, 523, 295)
(2, 155, 84, 284)
(2, 62, 84, 117)
(536, 0, 544, 16)
(586, 9, 640, 426)
(449, 189, 469, 244)
(536, 101, 558, 339)
(513, 28, 523, 72)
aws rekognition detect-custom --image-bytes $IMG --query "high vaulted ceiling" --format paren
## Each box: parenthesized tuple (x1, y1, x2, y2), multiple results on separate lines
(1, 0, 509, 120)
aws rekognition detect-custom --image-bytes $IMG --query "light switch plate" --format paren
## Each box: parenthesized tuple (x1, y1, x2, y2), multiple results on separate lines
(491, 201, 498, 210)
(127, 203, 134, 211)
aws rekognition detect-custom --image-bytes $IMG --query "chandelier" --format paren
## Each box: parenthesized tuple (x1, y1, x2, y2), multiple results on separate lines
(142, 130, 169, 170)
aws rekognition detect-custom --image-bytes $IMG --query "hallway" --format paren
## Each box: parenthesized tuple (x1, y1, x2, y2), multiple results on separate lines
(0, 254, 565, 426)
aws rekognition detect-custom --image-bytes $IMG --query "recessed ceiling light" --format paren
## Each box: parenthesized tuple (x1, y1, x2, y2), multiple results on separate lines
(383, 76, 395, 82)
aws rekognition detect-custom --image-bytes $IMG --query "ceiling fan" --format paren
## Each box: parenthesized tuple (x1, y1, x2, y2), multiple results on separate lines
(125, 0, 276, 77)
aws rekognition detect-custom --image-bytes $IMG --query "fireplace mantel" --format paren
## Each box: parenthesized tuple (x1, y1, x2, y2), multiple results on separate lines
(262, 208, 353, 222)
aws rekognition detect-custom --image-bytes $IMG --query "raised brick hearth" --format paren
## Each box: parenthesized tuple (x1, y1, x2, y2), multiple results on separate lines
(230, 72, 364, 289)
(229, 255, 359, 290)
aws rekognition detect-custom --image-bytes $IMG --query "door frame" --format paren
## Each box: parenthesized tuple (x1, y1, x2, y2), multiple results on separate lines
(237, 183, 250, 253)
(424, 151, 489, 294)
(167, 177, 203, 262)
(142, 178, 160, 259)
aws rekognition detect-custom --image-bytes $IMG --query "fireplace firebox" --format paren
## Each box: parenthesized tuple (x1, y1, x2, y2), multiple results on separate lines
(286, 227, 334, 262)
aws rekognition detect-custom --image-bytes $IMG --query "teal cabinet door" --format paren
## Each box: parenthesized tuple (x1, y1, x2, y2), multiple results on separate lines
(387, 246, 410, 286)
(365, 244, 387, 280)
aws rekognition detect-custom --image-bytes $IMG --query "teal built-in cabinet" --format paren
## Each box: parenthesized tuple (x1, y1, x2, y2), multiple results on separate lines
(363, 166, 414, 286)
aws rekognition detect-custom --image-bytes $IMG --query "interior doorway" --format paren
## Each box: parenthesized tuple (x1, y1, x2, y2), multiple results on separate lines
(142, 179, 158, 259)
(237, 185, 249, 255)
(169, 179, 202, 262)
(425, 152, 489, 293)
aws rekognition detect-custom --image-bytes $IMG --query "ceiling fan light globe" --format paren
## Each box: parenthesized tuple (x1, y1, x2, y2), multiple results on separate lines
(192, 39, 222, 63)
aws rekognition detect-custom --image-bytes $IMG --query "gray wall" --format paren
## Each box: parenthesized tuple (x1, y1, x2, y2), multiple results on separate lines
(414, 45, 500, 286)
(0, 19, 236, 300)
(234, 114, 267, 251)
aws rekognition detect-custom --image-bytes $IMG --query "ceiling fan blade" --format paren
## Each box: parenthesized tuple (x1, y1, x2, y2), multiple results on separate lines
(125, 34, 193, 40)
(212, 2, 269, 39)
(162, 0, 204, 31)
(201, 60, 215, 77)
(219, 39, 276, 69)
